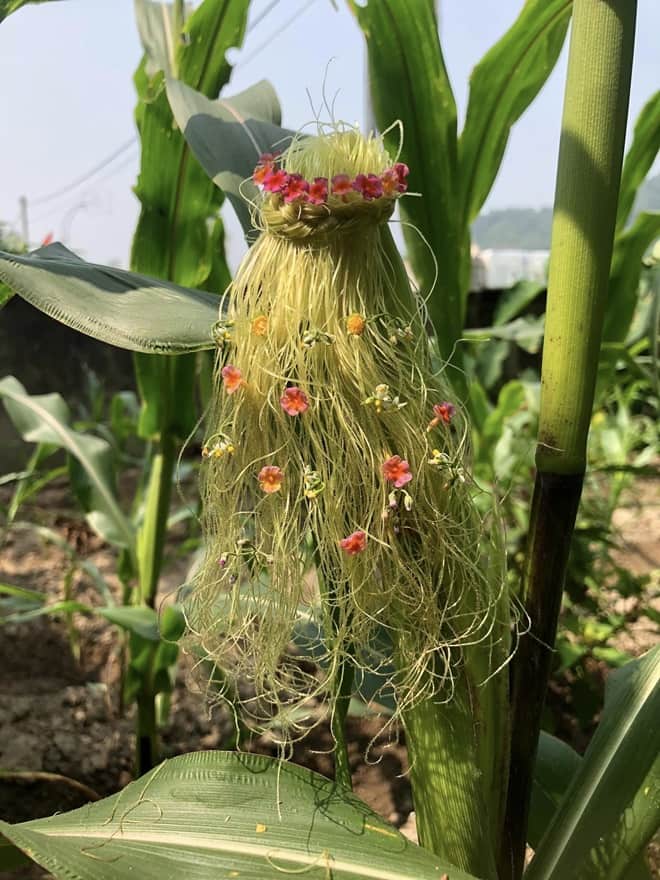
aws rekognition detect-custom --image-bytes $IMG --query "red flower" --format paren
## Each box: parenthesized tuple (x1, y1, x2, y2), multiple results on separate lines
(221, 364, 245, 394)
(393, 162, 409, 191)
(253, 153, 278, 186)
(353, 173, 383, 201)
(331, 174, 353, 197)
(339, 530, 368, 556)
(427, 401, 456, 431)
(258, 465, 284, 494)
(283, 173, 310, 203)
(308, 177, 328, 205)
(263, 168, 290, 193)
(280, 386, 309, 416)
(380, 168, 400, 197)
(382, 455, 413, 488)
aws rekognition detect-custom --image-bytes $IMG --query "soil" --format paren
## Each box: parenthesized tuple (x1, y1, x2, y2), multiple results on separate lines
(0, 475, 657, 879)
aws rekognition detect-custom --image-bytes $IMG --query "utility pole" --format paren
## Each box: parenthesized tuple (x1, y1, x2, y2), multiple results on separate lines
(18, 196, 29, 246)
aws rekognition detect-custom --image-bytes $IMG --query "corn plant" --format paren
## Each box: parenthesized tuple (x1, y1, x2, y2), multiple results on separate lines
(0, 1, 658, 879)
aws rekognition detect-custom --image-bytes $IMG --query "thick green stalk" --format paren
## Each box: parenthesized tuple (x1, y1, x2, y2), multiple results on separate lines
(501, 2, 636, 877)
(402, 669, 499, 880)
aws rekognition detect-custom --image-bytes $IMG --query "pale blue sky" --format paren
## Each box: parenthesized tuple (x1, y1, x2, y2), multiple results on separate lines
(1, 0, 658, 269)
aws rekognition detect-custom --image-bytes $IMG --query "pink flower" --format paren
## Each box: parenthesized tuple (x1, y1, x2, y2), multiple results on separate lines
(262, 168, 290, 193)
(331, 174, 353, 197)
(339, 530, 368, 556)
(280, 386, 309, 416)
(308, 177, 328, 205)
(258, 465, 284, 494)
(353, 173, 383, 201)
(221, 364, 245, 394)
(380, 168, 400, 197)
(283, 173, 310, 203)
(382, 455, 413, 488)
(427, 401, 456, 431)
(393, 162, 409, 191)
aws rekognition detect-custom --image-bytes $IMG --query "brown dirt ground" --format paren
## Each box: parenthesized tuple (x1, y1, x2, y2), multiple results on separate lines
(0, 476, 657, 879)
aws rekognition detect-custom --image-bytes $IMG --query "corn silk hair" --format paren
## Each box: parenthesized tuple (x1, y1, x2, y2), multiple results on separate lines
(185, 127, 509, 738)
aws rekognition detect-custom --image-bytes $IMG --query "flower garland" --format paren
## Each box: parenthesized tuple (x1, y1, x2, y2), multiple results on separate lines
(253, 152, 409, 204)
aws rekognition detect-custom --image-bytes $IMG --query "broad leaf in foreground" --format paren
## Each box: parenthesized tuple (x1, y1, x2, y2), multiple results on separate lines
(165, 77, 294, 236)
(0, 751, 476, 880)
(527, 646, 660, 879)
(0, 243, 219, 354)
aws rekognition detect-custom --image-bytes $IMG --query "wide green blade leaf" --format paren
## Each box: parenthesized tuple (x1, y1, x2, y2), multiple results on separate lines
(529, 732, 581, 848)
(165, 77, 293, 237)
(616, 91, 660, 231)
(458, 0, 571, 226)
(603, 211, 660, 344)
(351, 0, 462, 367)
(0, 751, 475, 880)
(0, 0, 61, 21)
(0, 376, 134, 550)
(527, 646, 660, 880)
(0, 243, 219, 354)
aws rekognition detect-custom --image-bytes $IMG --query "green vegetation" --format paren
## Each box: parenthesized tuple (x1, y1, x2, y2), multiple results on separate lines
(0, 1, 658, 879)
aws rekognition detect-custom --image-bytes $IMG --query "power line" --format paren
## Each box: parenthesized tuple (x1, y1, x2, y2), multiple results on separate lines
(236, 0, 318, 69)
(26, 0, 303, 220)
(248, 0, 281, 33)
(30, 136, 137, 206)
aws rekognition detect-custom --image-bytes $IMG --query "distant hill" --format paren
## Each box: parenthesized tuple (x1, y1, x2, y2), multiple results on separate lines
(472, 172, 660, 250)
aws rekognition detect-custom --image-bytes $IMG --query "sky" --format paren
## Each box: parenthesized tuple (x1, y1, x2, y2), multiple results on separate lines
(1, 0, 659, 271)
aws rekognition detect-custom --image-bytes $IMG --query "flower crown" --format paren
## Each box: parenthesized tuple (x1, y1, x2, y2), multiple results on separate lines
(252, 153, 409, 205)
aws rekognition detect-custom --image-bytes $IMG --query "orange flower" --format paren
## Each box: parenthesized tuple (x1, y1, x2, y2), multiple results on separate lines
(382, 455, 413, 488)
(427, 401, 456, 431)
(280, 386, 309, 416)
(346, 313, 366, 336)
(339, 530, 367, 556)
(221, 364, 245, 394)
(251, 314, 268, 336)
(258, 465, 284, 494)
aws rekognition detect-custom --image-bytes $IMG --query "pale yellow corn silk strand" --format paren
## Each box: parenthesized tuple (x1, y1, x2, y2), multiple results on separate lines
(185, 129, 509, 737)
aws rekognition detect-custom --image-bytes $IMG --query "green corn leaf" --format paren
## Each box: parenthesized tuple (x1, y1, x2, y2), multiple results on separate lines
(0, 0, 62, 21)
(0, 835, 30, 871)
(0, 376, 134, 550)
(165, 77, 292, 237)
(0, 244, 219, 354)
(458, 0, 571, 228)
(350, 0, 462, 368)
(97, 605, 160, 641)
(616, 91, 660, 232)
(527, 646, 660, 880)
(529, 732, 582, 848)
(0, 751, 476, 880)
(603, 211, 660, 344)
(464, 314, 545, 352)
(493, 280, 546, 325)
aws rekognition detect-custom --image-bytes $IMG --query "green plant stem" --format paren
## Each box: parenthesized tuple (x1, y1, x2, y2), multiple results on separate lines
(402, 672, 498, 880)
(500, 2, 637, 877)
(137, 431, 176, 608)
(330, 654, 354, 791)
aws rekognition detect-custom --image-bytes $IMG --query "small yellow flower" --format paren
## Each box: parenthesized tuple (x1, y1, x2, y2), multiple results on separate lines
(251, 314, 269, 336)
(346, 313, 366, 336)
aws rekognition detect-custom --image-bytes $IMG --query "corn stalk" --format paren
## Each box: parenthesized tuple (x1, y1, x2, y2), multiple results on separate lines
(500, 2, 637, 876)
